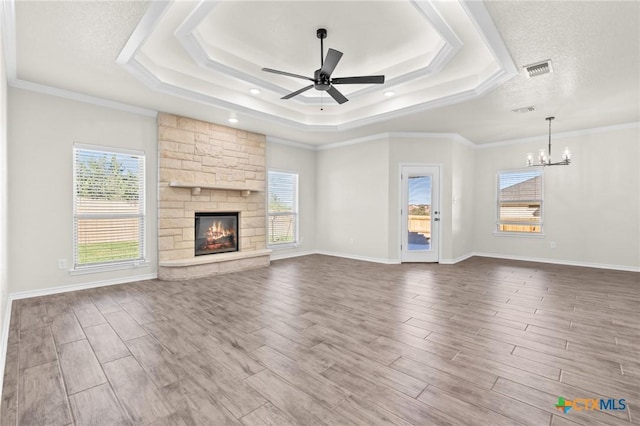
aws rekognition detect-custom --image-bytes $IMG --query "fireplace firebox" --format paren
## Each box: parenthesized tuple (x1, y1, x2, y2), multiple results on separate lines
(194, 212, 239, 256)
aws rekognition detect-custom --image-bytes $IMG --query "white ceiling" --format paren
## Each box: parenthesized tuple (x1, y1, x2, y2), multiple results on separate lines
(6, 0, 640, 146)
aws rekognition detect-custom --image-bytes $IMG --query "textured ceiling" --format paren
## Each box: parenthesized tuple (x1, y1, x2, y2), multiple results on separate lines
(7, 0, 640, 145)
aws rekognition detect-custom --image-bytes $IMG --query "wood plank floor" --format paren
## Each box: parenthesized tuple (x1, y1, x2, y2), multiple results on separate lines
(1, 254, 638, 425)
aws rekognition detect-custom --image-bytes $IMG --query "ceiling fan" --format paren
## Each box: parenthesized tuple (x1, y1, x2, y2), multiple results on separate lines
(261, 28, 385, 104)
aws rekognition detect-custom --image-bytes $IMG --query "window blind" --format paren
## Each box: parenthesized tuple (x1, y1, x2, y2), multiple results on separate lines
(73, 145, 145, 268)
(268, 171, 298, 246)
(497, 169, 543, 233)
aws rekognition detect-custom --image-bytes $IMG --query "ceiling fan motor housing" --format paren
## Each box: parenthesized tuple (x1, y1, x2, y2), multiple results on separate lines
(314, 69, 331, 91)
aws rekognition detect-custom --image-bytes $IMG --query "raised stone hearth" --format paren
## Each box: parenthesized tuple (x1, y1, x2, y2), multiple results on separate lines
(158, 249, 271, 280)
(157, 113, 270, 280)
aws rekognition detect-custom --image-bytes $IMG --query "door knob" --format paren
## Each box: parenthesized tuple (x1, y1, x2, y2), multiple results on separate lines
(434, 218, 440, 221)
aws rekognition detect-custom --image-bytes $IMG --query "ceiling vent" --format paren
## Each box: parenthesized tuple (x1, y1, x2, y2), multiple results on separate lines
(512, 105, 536, 113)
(524, 59, 553, 77)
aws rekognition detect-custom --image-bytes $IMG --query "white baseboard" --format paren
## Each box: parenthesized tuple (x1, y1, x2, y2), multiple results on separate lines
(9, 273, 158, 301)
(315, 250, 401, 265)
(296, 249, 638, 272)
(473, 252, 640, 272)
(439, 252, 475, 264)
(276, 249, 475, 266)
(270, 249, 317, 261)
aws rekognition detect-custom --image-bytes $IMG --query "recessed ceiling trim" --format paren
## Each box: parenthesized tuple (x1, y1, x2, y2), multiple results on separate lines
(174, 0, 293, 99)
(174, 0, 461, 103)
(117, 0, 520, 132)
(459, 0, 518, 75)
(116, 0, 171, 65)
(176, 0, 316, 103)
(183, 28, 288, 99)
(341, 0, 464, 98)
(119, 56, 341, 132)
(121, 52, 518, 134)
(411, 0, 463, 49)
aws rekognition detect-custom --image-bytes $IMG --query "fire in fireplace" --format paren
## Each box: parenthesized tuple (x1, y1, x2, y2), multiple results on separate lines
(194, 212, 239, 256)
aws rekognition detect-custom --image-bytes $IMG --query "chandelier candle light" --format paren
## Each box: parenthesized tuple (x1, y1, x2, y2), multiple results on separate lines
(527, 116, 571, 167)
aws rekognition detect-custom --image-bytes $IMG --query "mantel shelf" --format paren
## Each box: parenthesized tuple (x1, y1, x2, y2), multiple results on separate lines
(169, 181, 263, 197)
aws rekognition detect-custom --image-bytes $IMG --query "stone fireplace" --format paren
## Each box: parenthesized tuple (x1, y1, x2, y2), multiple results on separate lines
(157, 113, 270, 280)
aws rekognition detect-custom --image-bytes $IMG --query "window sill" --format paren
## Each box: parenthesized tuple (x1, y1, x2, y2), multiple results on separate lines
(493, 232, 546, 239)
(69, 260, 150, 275)
(268, 243, 300, 250)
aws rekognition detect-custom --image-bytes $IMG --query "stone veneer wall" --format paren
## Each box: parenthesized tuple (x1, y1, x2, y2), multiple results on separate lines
(157, 112, 266, 265)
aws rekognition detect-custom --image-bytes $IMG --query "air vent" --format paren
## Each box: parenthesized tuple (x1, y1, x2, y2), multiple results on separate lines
(524, 60, 553, 77)
(512, 105, 536, 113)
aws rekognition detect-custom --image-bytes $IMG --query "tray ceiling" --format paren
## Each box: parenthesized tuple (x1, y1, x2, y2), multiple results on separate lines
(7, 0, 640, 145)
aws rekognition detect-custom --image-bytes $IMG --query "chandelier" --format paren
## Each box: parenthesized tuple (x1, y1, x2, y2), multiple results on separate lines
(526, 116, 571, 167)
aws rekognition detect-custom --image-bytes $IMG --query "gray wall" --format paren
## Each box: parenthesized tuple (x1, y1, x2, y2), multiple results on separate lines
(316, 137, 391, 261)
(266, 141, 317, 260)
(5, 88, 638, 300)
(0, 25, 8, 341)
(7, 88, 158, 294)
(473, 125, 639, 269)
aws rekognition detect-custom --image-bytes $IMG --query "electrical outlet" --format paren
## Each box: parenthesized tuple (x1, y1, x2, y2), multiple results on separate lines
(550, 242, 557, 249)
(58, 259, 67, 270)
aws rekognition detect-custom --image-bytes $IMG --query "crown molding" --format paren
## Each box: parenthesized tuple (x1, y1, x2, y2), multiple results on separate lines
(316, 131, 470, 151)
(9, 79, 158, 117)
(317, 133, 391, 151)
(476, 121, 640, 149)
(266, 136, 317, 151)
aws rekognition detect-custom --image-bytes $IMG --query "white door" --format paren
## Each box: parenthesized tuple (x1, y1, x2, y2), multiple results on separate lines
(401, 166, 440, 262)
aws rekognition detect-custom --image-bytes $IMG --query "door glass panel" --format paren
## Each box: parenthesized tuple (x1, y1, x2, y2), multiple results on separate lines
(407, 175, 431, 251)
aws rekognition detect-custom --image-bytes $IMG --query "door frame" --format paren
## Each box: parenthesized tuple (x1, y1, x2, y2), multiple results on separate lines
(399, 163, 443, 263)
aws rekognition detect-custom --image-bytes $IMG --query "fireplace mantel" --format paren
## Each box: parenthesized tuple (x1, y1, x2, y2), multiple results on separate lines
(169, 181, 263, 197)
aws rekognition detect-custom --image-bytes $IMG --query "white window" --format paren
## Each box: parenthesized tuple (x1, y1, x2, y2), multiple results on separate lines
(268, 171, 298, 246)
(73, 144, 145, 269)
(497, 169, 543, 234)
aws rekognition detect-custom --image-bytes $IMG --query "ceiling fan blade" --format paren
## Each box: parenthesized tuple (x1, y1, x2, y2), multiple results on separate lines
(326, 86, 348, 104)
(281, 84, 314, 100)
(331, 75, 385, 85)
(319, 49, 343, 77)
(262, 68, 313, 81)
